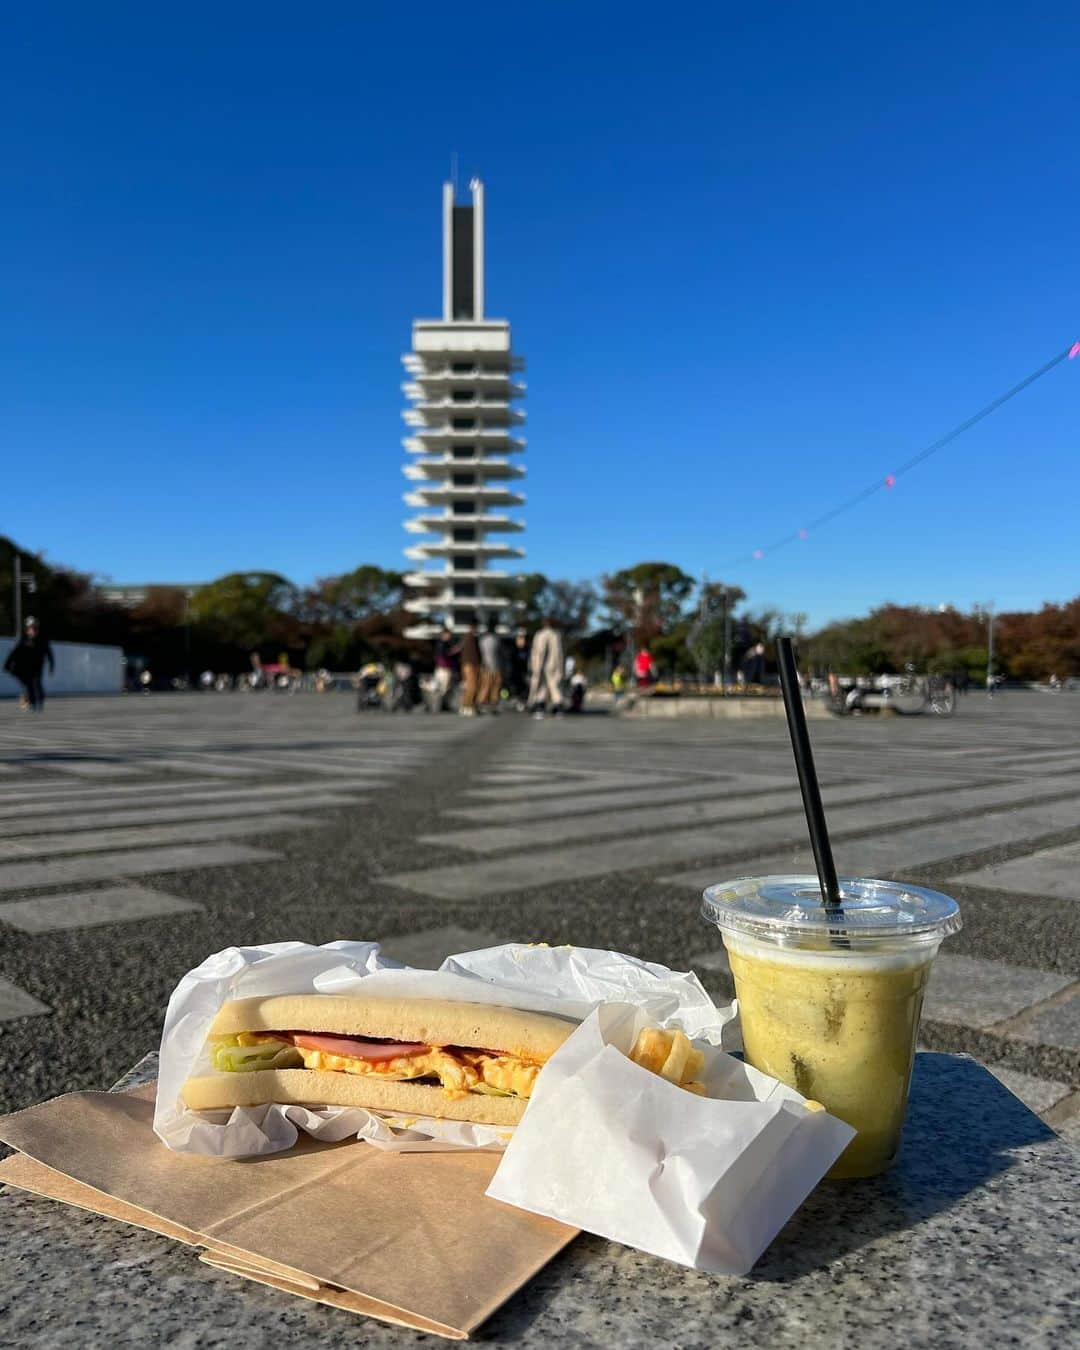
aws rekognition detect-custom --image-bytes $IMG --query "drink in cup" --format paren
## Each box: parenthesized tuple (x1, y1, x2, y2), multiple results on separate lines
(702, 876, 961, 1179)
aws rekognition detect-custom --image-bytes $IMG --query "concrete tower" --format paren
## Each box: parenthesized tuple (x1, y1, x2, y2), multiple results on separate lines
(401, 179, 526, 637)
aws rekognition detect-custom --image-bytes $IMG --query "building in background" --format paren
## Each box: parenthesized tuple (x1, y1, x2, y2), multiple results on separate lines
(401, 179, 526, 637)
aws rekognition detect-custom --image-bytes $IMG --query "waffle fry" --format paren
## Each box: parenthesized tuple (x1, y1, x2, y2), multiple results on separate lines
(629, 1027, 707, 1095)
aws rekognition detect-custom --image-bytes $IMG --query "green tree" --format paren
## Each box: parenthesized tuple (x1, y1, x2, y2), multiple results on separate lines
(188, 572, 299, 653)
(601, 562, 695, 646)
(301, 566, 405, 626)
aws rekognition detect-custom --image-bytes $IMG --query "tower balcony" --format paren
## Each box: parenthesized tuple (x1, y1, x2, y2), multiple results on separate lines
(402, 373, 526, 399)
(404, 512, 524, 534)
(402, 401, 525, 427)
(405, 429, 526, 453)
(403, 456, 525, 481)
(405, 590, 512, 615)
(403, 485, 525, 508)
(403, 352, 525, 375)
(405, 540, 525, 561)
(404, 566, 515, 588)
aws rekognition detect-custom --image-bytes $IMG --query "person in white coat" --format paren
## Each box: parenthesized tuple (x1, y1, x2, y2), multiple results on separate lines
(527, 616, 564, 717)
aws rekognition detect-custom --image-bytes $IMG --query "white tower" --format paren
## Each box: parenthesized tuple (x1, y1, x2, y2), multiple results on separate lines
(401, 179, 526, 637)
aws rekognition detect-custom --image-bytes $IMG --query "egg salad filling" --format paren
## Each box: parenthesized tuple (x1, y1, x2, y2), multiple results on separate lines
(210, 1032, 542, 1100)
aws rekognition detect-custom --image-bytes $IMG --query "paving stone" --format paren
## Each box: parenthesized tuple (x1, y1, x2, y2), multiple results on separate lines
(0, 842, 279, 892)
(0, 976, 50, 1020)
(1055, 1113, 1080, 1146)
(923, 954, 1076, 1028)
(952, 840, 1080, 901)
(33, 760, 145, 778)
(687, 947, 731, 975)
(982, 1064, 1073, 1115)
(378, 925, 508, 969)
(0, 813, 322, 860)
(0, 885, 204, 933)
(391, 791, 1080, 900)
(0, 793, 359, 838)
(422, 777, 963, 855)
(1012, 987, 1080, 1051)
(662, 794, 1080, 892)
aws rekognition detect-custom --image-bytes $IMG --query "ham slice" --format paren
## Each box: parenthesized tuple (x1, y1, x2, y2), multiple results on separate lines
(290, 1033, 428, 1061)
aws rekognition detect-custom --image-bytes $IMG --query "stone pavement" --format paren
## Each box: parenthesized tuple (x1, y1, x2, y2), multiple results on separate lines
(0, 690, 1076, 1145)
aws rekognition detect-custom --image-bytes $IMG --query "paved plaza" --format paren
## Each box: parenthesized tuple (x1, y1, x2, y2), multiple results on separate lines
(0, 691, 1077, 1143)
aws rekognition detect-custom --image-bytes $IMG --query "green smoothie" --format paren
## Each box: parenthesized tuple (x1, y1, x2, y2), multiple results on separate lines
(702, 876, 961, 1179)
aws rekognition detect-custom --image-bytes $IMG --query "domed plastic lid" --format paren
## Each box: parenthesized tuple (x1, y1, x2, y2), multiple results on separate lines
(702, 874, 961, 947)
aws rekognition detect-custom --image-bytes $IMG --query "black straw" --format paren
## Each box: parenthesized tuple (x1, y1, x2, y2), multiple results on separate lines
(775, 637, 844, 917)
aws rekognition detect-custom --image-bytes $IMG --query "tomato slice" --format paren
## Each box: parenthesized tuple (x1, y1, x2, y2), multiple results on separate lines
(291, 1033, 428, 1061)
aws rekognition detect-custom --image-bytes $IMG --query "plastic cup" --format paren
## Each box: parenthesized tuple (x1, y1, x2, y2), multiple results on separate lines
(701, 875, 961, 1179)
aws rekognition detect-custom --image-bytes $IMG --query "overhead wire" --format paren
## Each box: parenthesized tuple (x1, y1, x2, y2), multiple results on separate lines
(733, 340, 1079, 568)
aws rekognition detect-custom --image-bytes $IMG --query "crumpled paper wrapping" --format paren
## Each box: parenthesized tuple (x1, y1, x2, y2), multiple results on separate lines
(487, 1000, 855, 1274)
(154, 939, 731, 1158)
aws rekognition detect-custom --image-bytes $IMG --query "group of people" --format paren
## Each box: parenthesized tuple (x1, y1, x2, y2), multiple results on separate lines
(429, 615, 578, 718)
(3, 617, 54, 713)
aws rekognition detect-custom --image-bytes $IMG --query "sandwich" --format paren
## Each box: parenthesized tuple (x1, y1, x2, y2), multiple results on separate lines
(182, 993, 578, 1126)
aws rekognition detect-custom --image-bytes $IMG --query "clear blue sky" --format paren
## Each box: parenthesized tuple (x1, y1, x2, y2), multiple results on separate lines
(3, 2, 1077, 627)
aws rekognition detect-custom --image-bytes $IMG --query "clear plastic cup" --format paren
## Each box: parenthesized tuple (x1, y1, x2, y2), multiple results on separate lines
(702, 875, 961, 1179)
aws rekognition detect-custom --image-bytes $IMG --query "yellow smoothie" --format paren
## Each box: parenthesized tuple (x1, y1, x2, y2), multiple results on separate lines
(725, 937, 934, 1178)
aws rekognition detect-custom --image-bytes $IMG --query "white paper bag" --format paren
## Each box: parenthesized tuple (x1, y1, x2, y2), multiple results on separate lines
(486, 1002, 855, 1274)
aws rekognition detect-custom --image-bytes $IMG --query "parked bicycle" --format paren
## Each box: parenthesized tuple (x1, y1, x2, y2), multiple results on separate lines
(825, 671, 955, 717)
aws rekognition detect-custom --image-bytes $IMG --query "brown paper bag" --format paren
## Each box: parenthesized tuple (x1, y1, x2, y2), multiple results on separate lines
(0, 1086, 577, 1339)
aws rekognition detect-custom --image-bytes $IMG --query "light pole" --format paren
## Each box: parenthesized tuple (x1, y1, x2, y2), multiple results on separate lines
(12, 555, 37, 635)
(974, 602, 995, 697)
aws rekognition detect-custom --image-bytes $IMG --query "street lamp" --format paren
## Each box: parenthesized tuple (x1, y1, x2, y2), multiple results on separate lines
(973, 602, 995, 697)
(12, 555, 37, 634)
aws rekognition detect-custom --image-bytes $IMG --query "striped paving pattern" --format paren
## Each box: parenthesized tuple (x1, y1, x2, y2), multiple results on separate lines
(0, 696, 473, 983)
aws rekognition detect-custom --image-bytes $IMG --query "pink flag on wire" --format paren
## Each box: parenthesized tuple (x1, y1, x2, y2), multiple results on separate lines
(1069, 341, 1080, 359)
(884, 474, 896, 488)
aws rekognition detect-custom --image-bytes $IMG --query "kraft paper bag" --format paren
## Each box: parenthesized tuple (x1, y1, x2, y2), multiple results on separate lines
(0, 1085, 577, 1340)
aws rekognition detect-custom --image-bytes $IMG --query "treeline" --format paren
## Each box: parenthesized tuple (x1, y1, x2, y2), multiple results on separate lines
(2, 538, 1077, 681)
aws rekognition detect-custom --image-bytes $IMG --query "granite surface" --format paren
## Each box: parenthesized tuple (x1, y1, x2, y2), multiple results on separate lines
(0, 1052, 1077, 1349)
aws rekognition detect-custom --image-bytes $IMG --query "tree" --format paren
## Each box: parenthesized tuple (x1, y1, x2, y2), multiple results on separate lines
(502, 573, 597, 639)
(301, 566, 405, 627)
(686, 582, 746, 680)
(601, 562, 695, 647)
(188, 572, 299, 654)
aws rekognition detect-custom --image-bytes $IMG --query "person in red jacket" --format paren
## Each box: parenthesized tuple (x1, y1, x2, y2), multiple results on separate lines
(633, 647, 657, 689)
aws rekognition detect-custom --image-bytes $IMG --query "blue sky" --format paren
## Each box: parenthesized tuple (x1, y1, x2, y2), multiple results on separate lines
(3, 2, 1077, 627)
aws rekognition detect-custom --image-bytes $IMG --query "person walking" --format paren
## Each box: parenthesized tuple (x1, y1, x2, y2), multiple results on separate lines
(478, 616, 502, 713)
(4, 617, 54, 713)
(508, 628, 530, 710)
(458, 618, 482, 716)
(432, 626, 455, 711)
(527, 616, 564, 718)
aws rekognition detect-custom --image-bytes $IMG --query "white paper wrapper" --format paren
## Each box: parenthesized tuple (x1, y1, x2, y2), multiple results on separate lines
(154, 939, 733, 1158)
(486, 1001, 856, 1274)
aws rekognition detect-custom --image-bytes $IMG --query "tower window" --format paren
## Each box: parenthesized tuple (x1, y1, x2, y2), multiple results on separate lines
(452, 472, 476, 486)
(451, 417, 476, 430)
(451, 389, 474, 403)
(453, 528, 476, 542)
(453, 609, 474, 627)
(453, 555, 476, 570)
(450, 362, 475, 374)
(453, 582, 476, 598)
(452, 501, 476, 515)
(451, 445, 474, 459)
